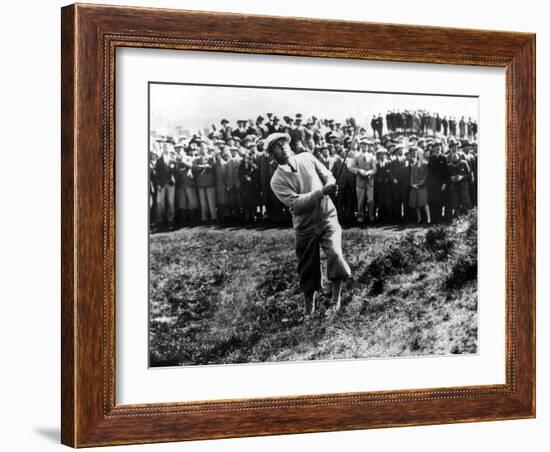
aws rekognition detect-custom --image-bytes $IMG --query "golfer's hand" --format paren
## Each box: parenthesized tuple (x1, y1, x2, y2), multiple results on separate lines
(322, 183, 337, 196)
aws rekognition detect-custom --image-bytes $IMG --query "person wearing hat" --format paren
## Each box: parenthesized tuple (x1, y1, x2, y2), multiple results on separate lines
(459, 116, 466, 139)
(213, 147, 231, 222)
(232, 120, 248, 142)
(349, 138, 377, 224)
(266, 132, 351, 315)
(330, 142, 356, 224)
(255, 141, 272, 220)
(219, 119, 233, 142)
(462, 142, 477, 207)
(447, 145, 472, 217)
(174, 144, 193, 225)
(290, 115, 307, 153)
(412, 110, 421, 134)
(317, 144, 334, 170)
(254, 115, 269, 139)
(426, 141, 448, 223)
(153, 141, 177, 229)
(389, 144, 409, 223)
(449, 116, 457, 137)
(408, 147, 431, 224)
(225, 146, 243, 220)
(374, 147, 393, 223)
(193, 143, 218, 223)
(266, 115, 283, 135)
(238, 150, 260, 223)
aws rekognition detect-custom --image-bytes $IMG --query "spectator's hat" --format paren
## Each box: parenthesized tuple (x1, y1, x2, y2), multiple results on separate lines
(221, 118, 229, 125)
(272, 116, 280, 122)
(232, 136, 242, 143)
(394, 144, 405, 153)
(296, 113, 303, 119)
(263, 132, 291, 154)
(174, 143, 184, 149)
(256, 115, 264, 122)
(247, 141, 258, 149)
(266, 113, 273, 118)
(376, 147, 388, 155)
(409, 134, 418, 141)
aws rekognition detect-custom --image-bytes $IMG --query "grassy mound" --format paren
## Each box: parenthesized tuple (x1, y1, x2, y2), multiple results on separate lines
(149, 210, 478, 366)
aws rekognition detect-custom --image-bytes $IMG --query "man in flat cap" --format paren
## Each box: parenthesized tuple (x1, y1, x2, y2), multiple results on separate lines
(349, 138, 377, 224)
(220, 119, 232, 142)
(290, 114, 307, 153)
(265, 132, 351, 315)
(255, 115, 269, 139)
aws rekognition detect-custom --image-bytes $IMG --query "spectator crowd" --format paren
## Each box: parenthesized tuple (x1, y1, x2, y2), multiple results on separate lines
(149, 110, 478, 231)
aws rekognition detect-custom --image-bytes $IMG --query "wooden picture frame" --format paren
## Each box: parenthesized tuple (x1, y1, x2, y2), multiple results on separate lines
(61, 3, 535, 447)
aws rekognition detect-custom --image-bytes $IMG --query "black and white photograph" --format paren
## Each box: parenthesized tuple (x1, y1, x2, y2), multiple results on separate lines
(148, 82, 479, 367)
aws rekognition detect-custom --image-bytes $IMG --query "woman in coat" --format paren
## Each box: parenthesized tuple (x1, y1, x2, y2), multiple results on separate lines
(408, 147, 431, 224)
(447, 146, 472, 217)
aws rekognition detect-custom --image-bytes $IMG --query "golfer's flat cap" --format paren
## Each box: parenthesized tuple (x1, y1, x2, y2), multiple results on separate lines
(263, 132, 291, 153)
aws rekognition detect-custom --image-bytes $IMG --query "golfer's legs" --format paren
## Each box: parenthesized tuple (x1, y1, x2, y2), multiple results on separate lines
(319, 221, 351, 281)
(295, 233, 322, 294)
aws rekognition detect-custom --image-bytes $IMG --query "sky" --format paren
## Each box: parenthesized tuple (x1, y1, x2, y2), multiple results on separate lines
(150, 82, 479, 136)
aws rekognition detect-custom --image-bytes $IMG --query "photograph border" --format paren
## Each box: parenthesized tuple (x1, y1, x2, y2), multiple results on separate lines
(146, 80, 482, 369)
(61, 3, 535, 447)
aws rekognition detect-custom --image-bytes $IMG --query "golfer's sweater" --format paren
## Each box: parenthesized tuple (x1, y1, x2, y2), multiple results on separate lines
(270, 152, 337, 234)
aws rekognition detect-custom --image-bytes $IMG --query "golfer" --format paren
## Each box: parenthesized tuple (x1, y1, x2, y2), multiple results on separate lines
(265, 132, 351, 315)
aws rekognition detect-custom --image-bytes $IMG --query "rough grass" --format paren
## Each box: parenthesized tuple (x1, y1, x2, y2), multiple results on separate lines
(149, 210, 478, 366)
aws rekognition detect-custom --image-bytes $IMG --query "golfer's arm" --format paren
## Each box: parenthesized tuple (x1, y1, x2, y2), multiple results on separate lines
(270, 180, 324, 214)
(312, 154, 336, 186)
